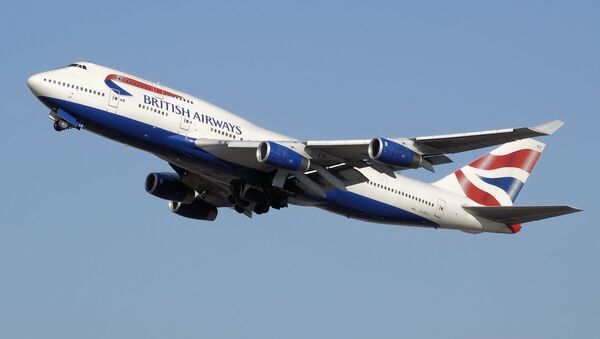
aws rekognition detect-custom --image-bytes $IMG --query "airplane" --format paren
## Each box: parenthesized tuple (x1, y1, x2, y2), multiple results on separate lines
(27, 62, 581, 234)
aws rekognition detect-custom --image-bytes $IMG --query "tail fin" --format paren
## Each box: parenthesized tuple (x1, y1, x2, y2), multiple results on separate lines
(432, 138, 546, 206)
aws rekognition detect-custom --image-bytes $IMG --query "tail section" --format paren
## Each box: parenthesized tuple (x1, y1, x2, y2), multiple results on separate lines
(433, 138, 545, 206)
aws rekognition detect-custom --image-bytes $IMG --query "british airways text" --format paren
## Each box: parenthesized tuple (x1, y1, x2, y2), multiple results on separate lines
(144, 95, 242, 135)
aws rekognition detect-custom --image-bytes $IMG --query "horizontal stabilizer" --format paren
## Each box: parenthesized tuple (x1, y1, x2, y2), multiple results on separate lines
(463, 205, 582, 224)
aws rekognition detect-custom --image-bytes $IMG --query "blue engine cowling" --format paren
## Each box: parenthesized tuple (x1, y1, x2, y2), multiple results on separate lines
(256, 141, 310, 172)
(169, 199, 218, 221)
(145, 172, 195, 203)
(368, 138, 422, 169)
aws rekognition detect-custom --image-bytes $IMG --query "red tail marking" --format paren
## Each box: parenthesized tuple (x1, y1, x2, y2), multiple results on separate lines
(469, 149, 541, 173)
(455, 170, 501, 206)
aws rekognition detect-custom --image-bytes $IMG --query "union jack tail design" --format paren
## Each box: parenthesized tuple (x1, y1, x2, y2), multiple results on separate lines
(433, 138, 545, 207)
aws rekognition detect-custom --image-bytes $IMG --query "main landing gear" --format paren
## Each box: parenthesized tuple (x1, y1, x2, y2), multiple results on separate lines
(229, 186, 270, 215)
(53, 119, 70, 132)
(228, 179, 286, 216)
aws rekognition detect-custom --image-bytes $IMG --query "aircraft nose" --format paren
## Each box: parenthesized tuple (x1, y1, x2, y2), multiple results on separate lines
(27, 73, 43, 96)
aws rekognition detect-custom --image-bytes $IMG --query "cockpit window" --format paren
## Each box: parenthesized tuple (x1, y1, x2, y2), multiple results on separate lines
(68, 63, 87, 70)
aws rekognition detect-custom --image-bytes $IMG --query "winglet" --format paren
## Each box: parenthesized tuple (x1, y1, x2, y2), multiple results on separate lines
(531, 120, 564, 135)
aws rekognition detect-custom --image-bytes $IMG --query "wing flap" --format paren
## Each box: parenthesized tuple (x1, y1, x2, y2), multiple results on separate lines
(463, 205, 582, 224)
(305, 139, 371, 162)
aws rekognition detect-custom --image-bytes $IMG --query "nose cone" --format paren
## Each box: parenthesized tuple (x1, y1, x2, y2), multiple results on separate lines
(27, 73, 42, 96)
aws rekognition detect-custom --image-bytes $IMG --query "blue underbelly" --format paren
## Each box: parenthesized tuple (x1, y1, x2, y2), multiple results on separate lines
(319, 189, 438, 227)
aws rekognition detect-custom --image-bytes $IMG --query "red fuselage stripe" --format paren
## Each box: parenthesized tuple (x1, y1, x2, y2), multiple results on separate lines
(105, 74, 183, 99)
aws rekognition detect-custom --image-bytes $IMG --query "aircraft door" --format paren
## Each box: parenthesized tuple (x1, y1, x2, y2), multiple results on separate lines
(108, 88, 120, 113)
(180, 114, 191, 132)
(153, 82, 164, 100)
(435, 199, 446, 218)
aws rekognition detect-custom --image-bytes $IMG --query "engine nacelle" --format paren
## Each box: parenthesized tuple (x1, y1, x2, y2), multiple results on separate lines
(169, 199, 218, 221)
(256, 141, 310, 172)
(145, 172, 195, 203)
(368, 138, 422, 169)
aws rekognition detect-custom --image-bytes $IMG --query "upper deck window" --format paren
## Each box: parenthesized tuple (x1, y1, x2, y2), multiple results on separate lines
(68, 63, 87, 70)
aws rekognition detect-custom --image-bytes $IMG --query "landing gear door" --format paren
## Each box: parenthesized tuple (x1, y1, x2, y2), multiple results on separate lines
(108, 88, 119, 113)
(435, 199, 446, 218)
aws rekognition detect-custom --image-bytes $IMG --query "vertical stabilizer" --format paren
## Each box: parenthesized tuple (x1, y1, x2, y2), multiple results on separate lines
(432, 138, 546, 206)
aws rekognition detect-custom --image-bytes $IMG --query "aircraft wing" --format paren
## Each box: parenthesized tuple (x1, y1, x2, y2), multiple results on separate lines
(168, 163, 233, 208)
(195, 120, 563, 176)
(306, 120, 563, 158)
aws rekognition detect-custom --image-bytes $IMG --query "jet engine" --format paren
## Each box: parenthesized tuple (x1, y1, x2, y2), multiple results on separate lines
(145, 172, 195, 203)
(169, 199, 218, 221)
(368, 138, 422, 169)
(256, 141, 310, 172)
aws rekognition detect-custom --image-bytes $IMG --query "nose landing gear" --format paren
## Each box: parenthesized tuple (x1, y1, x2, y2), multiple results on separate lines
(53, 119, 70, 131)
(49, 110, 82, 131)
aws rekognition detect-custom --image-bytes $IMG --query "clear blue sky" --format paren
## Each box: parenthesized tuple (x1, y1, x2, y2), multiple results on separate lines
(1, 1, 597, 338)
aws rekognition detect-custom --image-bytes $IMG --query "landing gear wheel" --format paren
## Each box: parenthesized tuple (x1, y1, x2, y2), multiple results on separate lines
(234, 204, 245, 214)
(227, 195, 237, 204)
(254, 204, 270, 215)
(53, 119, 69, 131)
